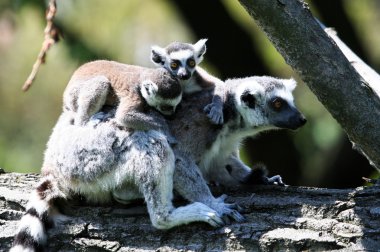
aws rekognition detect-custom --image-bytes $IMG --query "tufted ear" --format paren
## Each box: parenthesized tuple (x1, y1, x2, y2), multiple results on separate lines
(283, 78, 297, 92)
(151, 46, 167, 66)
(193, 38, 208, 62)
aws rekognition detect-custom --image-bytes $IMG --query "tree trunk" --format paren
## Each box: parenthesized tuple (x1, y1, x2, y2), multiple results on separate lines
(1, 173, 380, 251)
(238, 0, 380, 170)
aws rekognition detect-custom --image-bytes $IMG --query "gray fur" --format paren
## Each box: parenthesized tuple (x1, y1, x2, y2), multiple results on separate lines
(11, 75, 305, 251)
(11, 109, 240, 251)
(169, 76, 305, 187)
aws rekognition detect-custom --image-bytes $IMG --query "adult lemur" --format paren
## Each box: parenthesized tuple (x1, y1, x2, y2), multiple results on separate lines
(151, 39, 225, 125)
(11, 76, 305, 251)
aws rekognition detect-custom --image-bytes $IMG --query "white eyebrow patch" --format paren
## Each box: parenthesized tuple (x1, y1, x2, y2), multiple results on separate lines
(169, 50, 193, 61)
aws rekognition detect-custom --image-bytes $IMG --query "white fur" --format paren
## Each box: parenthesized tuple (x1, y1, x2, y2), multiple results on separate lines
(272, 88, 295, 107)
(234, 80, 268, 127)
(193, 38, 208, 62)
(9, 245, 34, 252)
(17, 215, 47, 244)
(151, 202, 222, 229)
(168, 50, 193, 61)
(141, 80, 182, 115)
(26, 192, 49, 216)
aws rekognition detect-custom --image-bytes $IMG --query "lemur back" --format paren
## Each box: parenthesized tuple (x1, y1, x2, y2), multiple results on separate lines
(151, 39, 225, 125)
(64, 60, 182, 131)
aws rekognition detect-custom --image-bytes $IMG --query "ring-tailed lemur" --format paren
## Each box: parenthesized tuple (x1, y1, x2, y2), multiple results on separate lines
(10, 110, 243, 252)
(151, 39, 225, 125)
(63, 60, 182, 135)
(10, 76, 305, 251)
(169, 76, 306, 188)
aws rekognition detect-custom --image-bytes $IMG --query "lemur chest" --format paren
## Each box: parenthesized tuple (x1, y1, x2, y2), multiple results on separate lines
(200, 127, 238, 171)
(182, 79, 203, 94)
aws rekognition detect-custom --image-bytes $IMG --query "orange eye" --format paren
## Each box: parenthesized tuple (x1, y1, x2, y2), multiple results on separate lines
(272, 98, 283, 110)
(170, 62, 178, 69)
(188, 59, 196, 67)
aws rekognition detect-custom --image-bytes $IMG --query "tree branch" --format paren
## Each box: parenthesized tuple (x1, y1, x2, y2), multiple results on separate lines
(22, 0, 60, 92)
(1, 173, 380, 251)
(238, 0, 380, 171)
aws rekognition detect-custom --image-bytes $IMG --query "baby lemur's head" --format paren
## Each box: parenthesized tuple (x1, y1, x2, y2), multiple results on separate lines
(151, 39, 207, 81)
(140, 69, 183, 116)
(230, 76, 306, 130)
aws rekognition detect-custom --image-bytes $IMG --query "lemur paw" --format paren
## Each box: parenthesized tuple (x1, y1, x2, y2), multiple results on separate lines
(210, 195, 245, 224)
(267, 175, 285, 186)
(243, 164, 286, 186)
(203, 103, 224, 125)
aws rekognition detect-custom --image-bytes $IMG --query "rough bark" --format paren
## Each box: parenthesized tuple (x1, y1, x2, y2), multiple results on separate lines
(1, 173, 380, 251)
(238, 0, 380, 170)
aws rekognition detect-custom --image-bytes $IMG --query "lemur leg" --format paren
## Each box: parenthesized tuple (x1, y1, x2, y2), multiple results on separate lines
(173, 151, 244, 223)
(129, 131, 224, 229)
(75, 76, 110, 126)
(114, 97, 163, 131)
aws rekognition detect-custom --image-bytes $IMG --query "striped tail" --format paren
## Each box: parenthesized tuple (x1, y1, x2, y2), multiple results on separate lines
(10, 176, 65, 252)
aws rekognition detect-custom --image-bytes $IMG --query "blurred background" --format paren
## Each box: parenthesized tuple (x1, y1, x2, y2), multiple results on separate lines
(0, 0, 379, 188)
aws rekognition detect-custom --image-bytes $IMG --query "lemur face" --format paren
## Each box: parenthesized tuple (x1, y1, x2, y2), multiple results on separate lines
(234, 77, 306, 130)
(140, 80, 182, 116)
(151, 39, 207, 81)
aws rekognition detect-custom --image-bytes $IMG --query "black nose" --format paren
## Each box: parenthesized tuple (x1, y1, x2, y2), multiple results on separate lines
(178, 74, 190, 80)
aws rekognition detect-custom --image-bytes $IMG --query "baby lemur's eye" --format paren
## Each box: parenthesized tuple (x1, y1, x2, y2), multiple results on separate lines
(170, 62, 179, 70)
(271, 98, 284, 111)
(187, 59, 196, 67)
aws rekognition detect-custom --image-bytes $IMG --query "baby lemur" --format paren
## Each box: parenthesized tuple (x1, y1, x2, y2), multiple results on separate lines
(63, 60, 182, 132)
(151, 39, 225, 124)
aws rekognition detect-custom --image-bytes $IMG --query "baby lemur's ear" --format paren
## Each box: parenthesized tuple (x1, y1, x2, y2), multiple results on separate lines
(151, 46, 167, 66)
(141, 80, 158, 98)
(193, 38, 208, 62)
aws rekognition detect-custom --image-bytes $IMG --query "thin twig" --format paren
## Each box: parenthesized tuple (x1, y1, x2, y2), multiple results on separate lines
(22, 0, 60, 92)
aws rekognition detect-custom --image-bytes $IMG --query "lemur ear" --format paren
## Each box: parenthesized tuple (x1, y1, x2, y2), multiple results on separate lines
(283, 78, 297, 92)
(151, 46, 166, 66)
(141, 80, 158, 97)
(241, 90, 256, 109)
(193, 38, 208, 61)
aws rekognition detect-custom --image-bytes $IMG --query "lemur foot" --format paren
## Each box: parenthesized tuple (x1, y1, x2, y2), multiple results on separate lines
(243, 164, 286, 186)
(203, 103, 224, 125)
(176, 202, 225, 228)
(209, 195, 245, 224)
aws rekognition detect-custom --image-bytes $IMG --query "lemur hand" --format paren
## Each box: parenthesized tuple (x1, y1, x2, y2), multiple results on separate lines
(204, 95, 224, 125)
